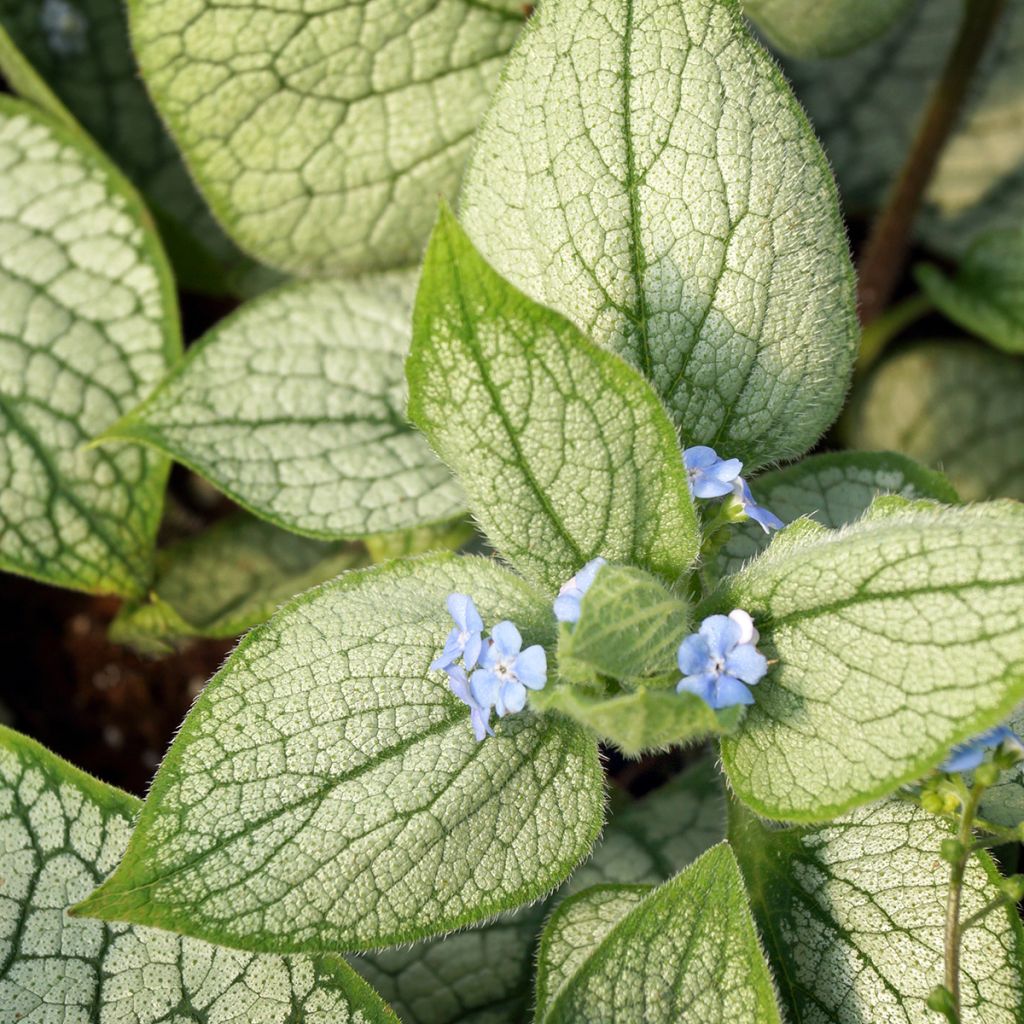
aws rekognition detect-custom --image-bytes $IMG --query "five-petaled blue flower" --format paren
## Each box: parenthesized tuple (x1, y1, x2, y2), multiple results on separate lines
(430, 593, 484, 672)
(471, 621, 548, 717)
(445, 665, 494, 742)
(676, 609, 768, 710)
(941, 725, 1024, 773)
(554, 557, 607, 624)
(683, 446, 743, 498)
(732, 478, 785, 534)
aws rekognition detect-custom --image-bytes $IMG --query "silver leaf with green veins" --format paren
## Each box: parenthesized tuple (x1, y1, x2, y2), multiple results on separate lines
(0, 98, 177, 597)
(731, 798, 1024, 1023)
(408, 208, 699, 592)
(460, 0, 857, 468)
(0, 725, 398, 1023)
(845, 342, 1024, 502)
(719, 502, 1024, 821)
(75, 555, 604, 953)
(127, 0, 526, 276)
(103, 274, 466, 540)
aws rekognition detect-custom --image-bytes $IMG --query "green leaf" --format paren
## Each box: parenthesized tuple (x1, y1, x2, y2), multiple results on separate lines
(718, 502, 1024, 821)
(0, 98, 178, 597)
(844, 341, 1024, 502)
(126, 0, 525, 276)
(408, 206, 699, 592)
(714, 451, 959, 578)
(534, 844, 783, 1023)
(352, 758, 725, 1024)
(0, 0, 269, 296)
(74, 555, 604, 953)
(730, 796, 1024, 1023)
(743, 0, 915, 58)
(916, 228, 1024, 355)
(109, 512, 371, 653)
(786, 0, 1024, 257)
(979, 702, 1024, 829)
(557, 563, 690, 686)
(103, 274, 467, 540)
(0, 724, 399, 1023)
(459, 0, 857, 468)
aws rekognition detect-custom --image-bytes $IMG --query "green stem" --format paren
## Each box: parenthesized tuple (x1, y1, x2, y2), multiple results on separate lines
(856, 293, 932, 374)
(857, 0, 1007, 326)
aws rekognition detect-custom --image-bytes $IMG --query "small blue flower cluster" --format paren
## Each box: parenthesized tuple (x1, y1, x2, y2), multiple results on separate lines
(941, 725, 1024, 773)
(431, 594, 547, 741)
(676, 609, 768, 709)
(684, 445, 783, 533)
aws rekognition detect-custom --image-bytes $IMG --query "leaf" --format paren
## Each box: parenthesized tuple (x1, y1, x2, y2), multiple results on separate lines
(844, 342, 1024, 502)
(408, 206, 699, 592)
(916, 228, 1024, 355)
(557, 563, 690, 685)
(718, 502, 1024, 821)
(534, 687, 742, 758)
(742, 0, 915, 58)
(786, 0, 1024, 257)
(979, 701, 1024, 829)
(109, 512, 371, 653)
(714, 451, 959, 578)
(730, 796, 1024, 1023)
(103, 273, 467, 540)
(126, 0, 525, 276)
(352, 758, 726, 1024)
(0, 724, 399, 1023)
(74, 555, 604, 953)
(0, 98, 178, 597)
(459, 0, 857, 469)
(534, 844, 783, 1023)
(0, 0, 268, 296)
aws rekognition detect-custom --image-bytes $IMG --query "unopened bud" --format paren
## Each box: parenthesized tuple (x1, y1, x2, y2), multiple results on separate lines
(926, 984, 956, 1015)
(940, 838, 965, 864)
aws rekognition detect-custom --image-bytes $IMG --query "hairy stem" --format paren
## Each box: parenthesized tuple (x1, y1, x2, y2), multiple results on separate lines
(857, 0, 1007, 325)
(944, 784, 984, 1021)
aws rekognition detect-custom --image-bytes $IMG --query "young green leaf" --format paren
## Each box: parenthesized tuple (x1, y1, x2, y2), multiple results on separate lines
(787, 0, 1024, 256)
(408, 207, 698, 592)
(845, 342, 1024, 502)
(743, 0, 914, 58)
(916, 228, 1024, 355)
(0, 98, 178, 597)
(557, 563, 690, 686)
(714, 451, 958, 578)
(460, 0, 857, 468)
(103, 274, 466, 540)
(730, 797, 1024, 1023)
(74, 555, 603, 953)
(534, 845, 783, 1023)
(353, 758, 726, 1024)
(109, 513, 371, 653)
(0, 725, 398, 1023)
(718, 502, 1024, 821)
(127, 0, 526, 276)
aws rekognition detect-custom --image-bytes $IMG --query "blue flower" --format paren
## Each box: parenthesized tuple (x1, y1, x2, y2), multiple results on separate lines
(941, 725, 1024, 773)
(471, 621, 548, 717)
(554, 557, 608, 623)
(676, 609, 768, 710)
(683, 446, 743, 498)
(430, 593, 484, 672)
(446, 665, 493, 743)
(732, 478, 785, 534)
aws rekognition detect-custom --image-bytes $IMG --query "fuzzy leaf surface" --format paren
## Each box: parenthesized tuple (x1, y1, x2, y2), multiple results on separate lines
(106, 274, 466, 540)
(743, 0, 914, 58)
(731, 797, 1024, 1023)
(127, 0, 525, 276)
(0, 98, 178, 597)
(714, 451, 958, 578)
(845, 342, 1024, 502)
(460, 0, 857, 468)
(719, 502, 1024, 820)
(0, 725, 398, 1023)
(535, 845, 782, 1023)
(408, 208, 698, 592)
(75, 555, 603, 953)
(916, 228, 1024, 355)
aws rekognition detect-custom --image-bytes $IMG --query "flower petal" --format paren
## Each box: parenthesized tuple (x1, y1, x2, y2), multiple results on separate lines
(728, 609, 759, 646)
(677, 633, 712, 675)
(700, 614, 742, 659)
(516, 645, 548, 689)
(470, 669, 501, 710)
(724, 643, 768, 685)
(691, 476, 736, 499)
(683, 445, 720, 470)
(575, 557, 607, 593)
(712, 675, 755, 709)
(446, 665, 472, 705)
(553, 593, 582, 623)
(500, 679, 528, 715)
(676, 672, 717, 705)
(429, 627, 462, 671)
(463, 631, 483, 671)
(490, 620, 522, 658)
(470, 706, 492, 742)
